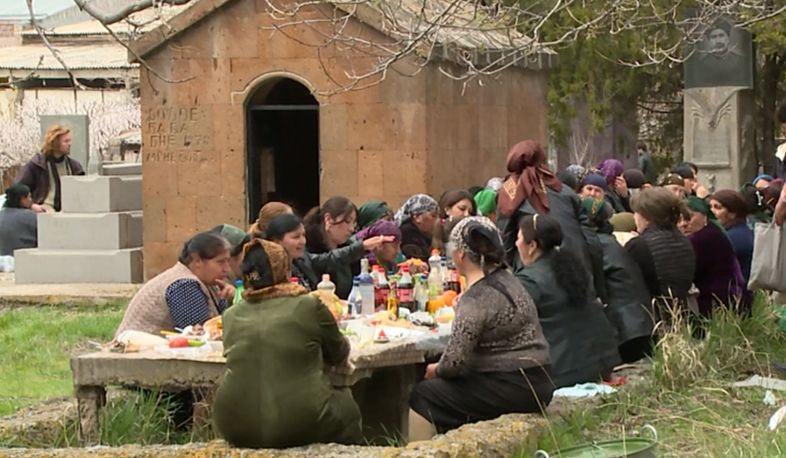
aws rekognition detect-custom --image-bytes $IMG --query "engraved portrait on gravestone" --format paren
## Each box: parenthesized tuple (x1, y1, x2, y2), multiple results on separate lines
(684, 17, 753, 89)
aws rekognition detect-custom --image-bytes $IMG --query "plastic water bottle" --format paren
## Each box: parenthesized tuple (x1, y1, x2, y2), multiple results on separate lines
(358, 258, 375, 315)
(348, 277, 362, 316)
(232, 279, 244, 304)
(428, 250, 444, 304)
(317, 274, 336, 299)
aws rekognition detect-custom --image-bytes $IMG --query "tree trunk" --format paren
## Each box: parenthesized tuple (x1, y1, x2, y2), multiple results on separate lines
(760, 52, 784, 176)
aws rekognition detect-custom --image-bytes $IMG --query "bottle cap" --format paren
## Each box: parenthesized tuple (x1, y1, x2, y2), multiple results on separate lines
(235, 280, 243, 286)
(402, 264, 410, 273)
(431, 249, 440, 255)
(290, 277, 299, 284)
(322, 274, 330, 281)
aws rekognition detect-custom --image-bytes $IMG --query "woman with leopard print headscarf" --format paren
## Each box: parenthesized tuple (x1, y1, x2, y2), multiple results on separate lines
(212, 238, 362, 449)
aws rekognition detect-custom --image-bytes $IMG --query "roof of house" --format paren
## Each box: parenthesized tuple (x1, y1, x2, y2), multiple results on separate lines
(0, 0, 75, 20)
(0, 41, 137, 79)
(130, 0, 557, 70)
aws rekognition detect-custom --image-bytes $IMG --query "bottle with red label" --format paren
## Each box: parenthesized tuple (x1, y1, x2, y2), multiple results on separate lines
(375, 268, 391, 309)
(397, 265, 415, 312)
(448, 269, 461, 293)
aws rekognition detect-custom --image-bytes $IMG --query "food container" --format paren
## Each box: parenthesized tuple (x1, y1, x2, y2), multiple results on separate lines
(535, 425, 657, 458)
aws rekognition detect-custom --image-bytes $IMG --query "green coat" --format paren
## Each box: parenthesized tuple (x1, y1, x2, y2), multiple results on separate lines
(212, 294, 362, 449)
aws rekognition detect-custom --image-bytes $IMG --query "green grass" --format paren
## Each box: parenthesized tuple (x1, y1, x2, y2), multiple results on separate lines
(525, 294, 786, 458)
(0, 303, 124, 416)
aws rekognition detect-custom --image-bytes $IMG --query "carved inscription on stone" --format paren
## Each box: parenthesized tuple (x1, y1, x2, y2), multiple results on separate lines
(143, 106, 213, 153)
(686, 88, 738, 167)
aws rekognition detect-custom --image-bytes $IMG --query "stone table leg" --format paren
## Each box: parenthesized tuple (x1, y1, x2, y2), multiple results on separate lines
(351, 365, 417, 444)
(75, 385, 106, 445)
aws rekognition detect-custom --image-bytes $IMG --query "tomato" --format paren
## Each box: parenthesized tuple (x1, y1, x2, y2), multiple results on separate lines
(169, 337, 189, 348)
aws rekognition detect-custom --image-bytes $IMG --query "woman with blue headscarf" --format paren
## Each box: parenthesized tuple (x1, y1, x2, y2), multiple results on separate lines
(679, 196, 750, 317)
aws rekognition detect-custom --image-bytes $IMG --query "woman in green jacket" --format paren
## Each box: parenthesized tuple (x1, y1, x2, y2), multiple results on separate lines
(212, 239, 362, 448)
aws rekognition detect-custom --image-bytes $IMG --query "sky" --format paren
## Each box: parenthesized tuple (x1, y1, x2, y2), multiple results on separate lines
(0, 0, 76, 19)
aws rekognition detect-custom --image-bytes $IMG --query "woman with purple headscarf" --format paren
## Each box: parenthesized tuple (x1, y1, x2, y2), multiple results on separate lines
(597, 159, 631, 213)
(356, 220, 406, 276)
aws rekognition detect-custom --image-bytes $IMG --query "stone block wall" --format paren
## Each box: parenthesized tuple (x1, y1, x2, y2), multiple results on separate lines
(138, 0, 549, 278)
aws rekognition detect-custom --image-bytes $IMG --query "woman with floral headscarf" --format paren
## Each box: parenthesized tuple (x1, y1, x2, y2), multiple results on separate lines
(597, 158, 631, 213)
(408, 217, 552, 439)
(395, 194, 439, 261)
(497, 140, 608, 303)
(678, 196, 750, 318)
(212, 239, 362, 448)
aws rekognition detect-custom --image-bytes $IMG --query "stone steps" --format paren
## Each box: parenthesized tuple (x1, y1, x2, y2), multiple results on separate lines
(38, 212, 143, 250)
(15, 248, 143, 284)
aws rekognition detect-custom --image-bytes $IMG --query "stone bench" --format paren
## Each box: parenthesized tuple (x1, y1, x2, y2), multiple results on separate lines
(0, 414, 546, 458)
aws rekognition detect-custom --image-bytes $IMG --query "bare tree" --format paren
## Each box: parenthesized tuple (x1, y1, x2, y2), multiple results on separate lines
(26, 0, 786, 93)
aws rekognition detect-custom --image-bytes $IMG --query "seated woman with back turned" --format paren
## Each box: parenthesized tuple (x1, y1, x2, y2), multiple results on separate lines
(212, 239, 361, 448)
(408, 217, 552, 440)
(0, 184, 38, 256)
(515, 214, 621, 388)
(115, 232, 236, 338)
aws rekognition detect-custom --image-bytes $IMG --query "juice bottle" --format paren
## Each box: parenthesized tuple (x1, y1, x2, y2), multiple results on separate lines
(386, 283, 398, 317)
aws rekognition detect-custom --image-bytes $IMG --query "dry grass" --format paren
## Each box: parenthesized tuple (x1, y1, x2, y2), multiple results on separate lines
(531, 294, 786, 457)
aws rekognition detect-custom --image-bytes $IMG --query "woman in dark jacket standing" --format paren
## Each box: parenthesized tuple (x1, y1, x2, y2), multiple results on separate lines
(597, 158, 631, 213)
(626, 188, 695, 320)
(0, 184, 38, 256)
(514, 214, 621, 388)
(582, 198, 654, 363)
(710, 190, 754, 284)
(16, 125, 84, 213)
(497, 140, 607, 302)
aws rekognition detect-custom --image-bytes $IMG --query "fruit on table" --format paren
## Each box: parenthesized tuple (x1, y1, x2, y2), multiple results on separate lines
(169, 337, 189, 348)
(442, 290, 458, 306)
(310, 291, 344, 316)
(188, 340, 206, 347)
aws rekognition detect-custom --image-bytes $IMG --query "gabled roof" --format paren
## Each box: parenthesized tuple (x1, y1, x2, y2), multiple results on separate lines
(129, 0, 557, 70)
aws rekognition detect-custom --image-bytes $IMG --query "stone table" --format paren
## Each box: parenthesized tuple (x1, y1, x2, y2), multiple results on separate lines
(71, 330, 449, 444)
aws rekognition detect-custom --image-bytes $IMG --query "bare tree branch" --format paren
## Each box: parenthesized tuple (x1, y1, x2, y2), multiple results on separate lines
(26, 0, 86, 89)
(71, 0, 192, 25)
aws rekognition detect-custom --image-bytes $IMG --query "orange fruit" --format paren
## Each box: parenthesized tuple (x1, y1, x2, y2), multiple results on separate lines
(442, 290, 458, 306)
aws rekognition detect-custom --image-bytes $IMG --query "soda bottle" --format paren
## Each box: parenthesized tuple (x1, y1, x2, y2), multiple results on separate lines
(233, 279, 244, 305)
(398, 265, 415, 312)
(386, 282, 398, 317)
(358, 259, 375, 315)
(290, 277, 299, 285)
(448, 269, 461, 293)
(348, 277, 362, 316)
(376, 269, 391, 310)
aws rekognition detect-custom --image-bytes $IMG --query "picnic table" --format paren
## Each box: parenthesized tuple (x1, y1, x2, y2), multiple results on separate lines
(70, 328, 450, 444)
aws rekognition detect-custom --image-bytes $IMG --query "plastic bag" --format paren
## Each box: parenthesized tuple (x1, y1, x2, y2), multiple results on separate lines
(748, 223, 786, 292)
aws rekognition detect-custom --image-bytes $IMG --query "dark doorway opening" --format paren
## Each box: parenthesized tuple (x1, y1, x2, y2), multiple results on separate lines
(246, 78, 320, 221)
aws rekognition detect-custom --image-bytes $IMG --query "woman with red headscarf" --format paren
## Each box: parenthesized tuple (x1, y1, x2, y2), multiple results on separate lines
(497, 140, 607, 302)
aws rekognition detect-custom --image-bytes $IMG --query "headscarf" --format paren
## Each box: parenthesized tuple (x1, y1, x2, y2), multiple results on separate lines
(660, 173, 685, 187)
(498, 140, 562, 217)
(623, 169, 647, 189)
(710, 189, 750, 224)
(566, 164, 586, 177)
(474, 189, 497, 217)
(3, 183, 30, 209)
(597, 159, 624, 185)
(686, 196, 729, 241)
(581, 197, 613, 234)
(241, 238, 307, 302)
(394, 194, 438, 226)
(610, 212, 637, 233)
(216, 224, 247, 250)
(558, 170, 579, 191)
(357, 201, 392, 230)
(485, 177, 504, 193)
(753, 174, 774, 187)
(581, 173, 609, 192)
(356, 219, 402, 243)
(448, 216, 504, 269)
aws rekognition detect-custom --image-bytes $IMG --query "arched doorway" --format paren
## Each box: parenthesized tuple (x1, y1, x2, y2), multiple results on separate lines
(246, 77, 320, 221)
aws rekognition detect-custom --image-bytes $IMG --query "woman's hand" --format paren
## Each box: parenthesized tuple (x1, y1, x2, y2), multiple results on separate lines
(30, 203, 45, 213)
(408, 259, 429, 274)
(216, 279, 236, 303)
(362, 235, 395, 251)
(695, 185, 709, 198)
(424, 363, 439, 380)
(614, 176, 628, 198)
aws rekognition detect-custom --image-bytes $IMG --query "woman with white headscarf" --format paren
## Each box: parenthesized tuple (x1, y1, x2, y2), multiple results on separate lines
(395, 194, 439, 261)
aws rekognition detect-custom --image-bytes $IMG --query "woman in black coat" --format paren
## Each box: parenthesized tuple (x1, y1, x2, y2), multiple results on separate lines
(514, 213, 621, 388)
(582, 198, 654, 363)
(497, 140, 607, 302)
